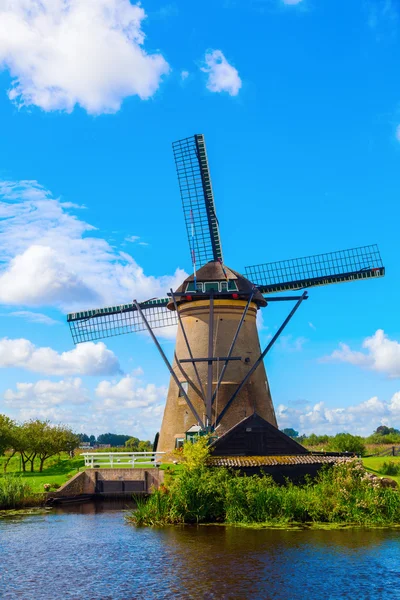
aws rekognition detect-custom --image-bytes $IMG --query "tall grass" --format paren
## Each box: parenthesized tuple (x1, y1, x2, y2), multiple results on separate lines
(129, 457, 400, 527)
(0, 475, 40, 509)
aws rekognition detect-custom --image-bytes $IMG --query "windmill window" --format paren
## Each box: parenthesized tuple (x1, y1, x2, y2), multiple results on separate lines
(204, 282, 220, 292)
(186, 282, 204, 292)
(178, 381, 189, 397)
(220, 281, 228, 292)
(228, 280, 238, 291)
(175, 438, 184, 449)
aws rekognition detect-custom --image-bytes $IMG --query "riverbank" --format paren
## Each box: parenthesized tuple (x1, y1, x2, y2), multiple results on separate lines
(128, 440, 400, 528)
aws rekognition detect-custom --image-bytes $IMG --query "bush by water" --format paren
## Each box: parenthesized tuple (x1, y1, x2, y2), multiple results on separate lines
(129, 438, 400, 527)
(0, 475, 41, 509)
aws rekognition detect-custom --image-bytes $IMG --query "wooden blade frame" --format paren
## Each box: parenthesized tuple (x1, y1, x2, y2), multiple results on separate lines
(172, 134, 223, 268)
(245, 244, 385, 294)
(67, 299, 177, 344)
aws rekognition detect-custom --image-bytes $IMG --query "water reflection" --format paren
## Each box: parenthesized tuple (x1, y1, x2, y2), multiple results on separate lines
(1, 502, 399, 599)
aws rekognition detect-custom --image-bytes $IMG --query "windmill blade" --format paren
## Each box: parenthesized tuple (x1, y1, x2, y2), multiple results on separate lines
(245, 244, 385, 294)
(172, 134, 223, 268)
(67, 298, 177, 344)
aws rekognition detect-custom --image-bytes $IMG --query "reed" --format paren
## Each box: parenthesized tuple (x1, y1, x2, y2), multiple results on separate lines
(0, 475, 42, 509)
(128, 441, 400, 527)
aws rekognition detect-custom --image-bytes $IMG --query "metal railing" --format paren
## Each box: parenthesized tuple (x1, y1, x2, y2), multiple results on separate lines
(82, 452, 165, 468)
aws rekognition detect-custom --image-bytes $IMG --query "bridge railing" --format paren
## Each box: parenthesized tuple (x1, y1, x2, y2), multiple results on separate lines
(82, 452, 165, 468)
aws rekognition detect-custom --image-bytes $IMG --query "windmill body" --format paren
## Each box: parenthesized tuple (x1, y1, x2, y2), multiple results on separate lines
(67, 134, 385, 457)
(157, 261, 277, 453)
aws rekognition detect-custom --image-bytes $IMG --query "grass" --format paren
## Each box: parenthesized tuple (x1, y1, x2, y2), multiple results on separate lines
(128, 437, 400, 528)
(0, 453, 84, 493)
(129, 460, 400, 527)
(362, 456, 400, 487)
(0, 452, 176, 497)
(0, 475, 44, 509)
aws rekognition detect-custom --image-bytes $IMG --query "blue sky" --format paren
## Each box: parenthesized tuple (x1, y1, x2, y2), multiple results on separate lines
(0, 0, 399, 439)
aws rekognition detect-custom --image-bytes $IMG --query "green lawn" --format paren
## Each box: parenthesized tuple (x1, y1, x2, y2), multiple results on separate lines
(362, 456, 400, 487)
(0, 454, 84, 492)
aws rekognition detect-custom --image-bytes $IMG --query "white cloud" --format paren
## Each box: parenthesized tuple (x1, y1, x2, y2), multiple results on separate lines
(181, 70, 189, 80)
(282, 0, 303, 4)
(1, 369, 167, 439)
(323, 330, 400, 379)
(396, 125, 400, 141)
(95, 373, 167, 410)
(308, 321, 316, 331)
(5, 311, 59, 326)
(0, 338, 120, 376)
(125, 235, 140, 243)
(201, 50, 242, 96)
(0, 0, 169, 114)
(277, 391, 400, 436)
(279, 334, 308, 352)
(0, 180, 187, 311)
(3, 378, 92, 424)
(4, 378, 89, 408)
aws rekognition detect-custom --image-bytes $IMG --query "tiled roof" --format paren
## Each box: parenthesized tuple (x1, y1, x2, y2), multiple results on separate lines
(208, 455, 341, 467)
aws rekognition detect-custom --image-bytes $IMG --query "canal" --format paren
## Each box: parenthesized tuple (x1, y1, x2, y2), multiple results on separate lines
(1, 501, 400, 599)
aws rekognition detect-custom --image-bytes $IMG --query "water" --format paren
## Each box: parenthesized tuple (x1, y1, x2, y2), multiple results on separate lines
(1, 501, 400, 600)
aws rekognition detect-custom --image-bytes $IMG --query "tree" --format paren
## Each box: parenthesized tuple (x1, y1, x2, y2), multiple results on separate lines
(282, 428, 299, 439)
(14, 420, 79, 472)
(78, 433, 90, 443)
(138, 440, 152, 452)
(97, 433, 131, 446)
(125, 437, 140, 451)
(0, 414, 16, 457)
(89, 435, 96, 446)
(328, 433, 366, 456)
(374, 425, 391, 436)
(374, 425, 400, 436)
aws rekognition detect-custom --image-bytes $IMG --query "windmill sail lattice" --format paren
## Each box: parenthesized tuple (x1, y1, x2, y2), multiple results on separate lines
(67, 298, 176, 344)
(172, 134, 223, 268)
(245, 244, 384, 294)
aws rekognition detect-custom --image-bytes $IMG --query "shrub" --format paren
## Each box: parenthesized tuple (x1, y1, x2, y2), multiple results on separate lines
(379, 461, 400, 476)
(328, 433, 366, 456)
(128, 440, 400, 527)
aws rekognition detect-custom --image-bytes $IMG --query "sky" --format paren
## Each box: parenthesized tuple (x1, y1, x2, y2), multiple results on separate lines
(0, 0, 399, 440)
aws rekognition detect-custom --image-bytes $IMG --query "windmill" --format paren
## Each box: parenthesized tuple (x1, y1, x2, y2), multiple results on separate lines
(67, 134, 385, 454)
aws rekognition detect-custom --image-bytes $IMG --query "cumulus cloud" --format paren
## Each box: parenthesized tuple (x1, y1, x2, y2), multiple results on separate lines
(0, 0, 169, 114)
(2, 369, 166, 438)
(201, 50, 242, 96)
(323, 330, 400, 379)
(0, 180, 187, 310)
(277, 391, 400, 436)
(4, 378, 89, 408)
(0, 338, 120, 376)
(6, 311, 59, 326)
(3, 378, 92, 424)
(95, 373, 167, 410)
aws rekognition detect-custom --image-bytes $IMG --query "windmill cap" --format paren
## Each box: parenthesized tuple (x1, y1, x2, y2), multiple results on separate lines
(167, 260, 267, 309)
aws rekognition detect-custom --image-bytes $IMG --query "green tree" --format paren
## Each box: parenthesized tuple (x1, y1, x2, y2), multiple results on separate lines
(282, 428, 299, 439)
(125, 437, 140, 450)
(15, 420, 79, 472)
(97, 433, 131, 446)
(0, 414, 16, 457)
(138, 440, 152, 452)
(328, 433, 366, 456)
